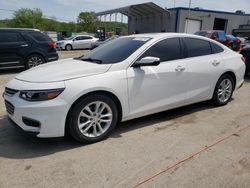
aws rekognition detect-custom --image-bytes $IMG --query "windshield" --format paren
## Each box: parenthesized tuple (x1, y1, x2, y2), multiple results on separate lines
(81, 37, 151, 64)
(65, 36, 75, 40)
(194, 31, 210, 37)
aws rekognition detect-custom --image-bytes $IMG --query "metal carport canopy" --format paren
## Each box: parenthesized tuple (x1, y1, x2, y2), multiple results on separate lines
(95, 2, 170, 18)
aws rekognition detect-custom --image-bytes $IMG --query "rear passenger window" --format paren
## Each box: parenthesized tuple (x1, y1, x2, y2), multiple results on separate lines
(0, 33, 24, 42)
(29, 32, 51, 41)
(139, 38, 182, 62)
(211, 42, 224, 54)
(184, 38, 212, 57)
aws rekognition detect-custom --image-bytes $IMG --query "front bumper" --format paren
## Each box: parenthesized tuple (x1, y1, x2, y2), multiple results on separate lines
(3, 80, 69, 138)
(56, 43, 66, 50)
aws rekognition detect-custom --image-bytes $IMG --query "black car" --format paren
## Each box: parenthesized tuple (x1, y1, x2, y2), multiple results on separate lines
(0, 28, 58, 70)
(240, 45, 250, 76)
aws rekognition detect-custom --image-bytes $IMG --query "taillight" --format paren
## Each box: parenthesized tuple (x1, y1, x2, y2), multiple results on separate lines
(241, 56, 246, 64)
(48, 41, 56, 48)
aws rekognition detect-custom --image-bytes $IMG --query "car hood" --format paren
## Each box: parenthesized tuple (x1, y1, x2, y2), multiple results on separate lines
(57, 40, 70, 43)
(16, 58, 112, 83)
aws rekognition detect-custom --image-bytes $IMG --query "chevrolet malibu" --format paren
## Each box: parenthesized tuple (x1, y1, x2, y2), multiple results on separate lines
(4, 33, 246, 143)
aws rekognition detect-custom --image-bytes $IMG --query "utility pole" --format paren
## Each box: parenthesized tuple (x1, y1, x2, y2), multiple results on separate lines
(185, 0, 192, 33)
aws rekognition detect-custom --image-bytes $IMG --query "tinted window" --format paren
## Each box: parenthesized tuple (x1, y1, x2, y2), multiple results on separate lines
(211, 42, 224, 53)
(29, 31, 51, 41)
(75, 36, 92, 40)
(139, 38, 181, 62)
(82, 37, 151, 64)
(0, 33, 24, 42)
(83, 36, 92, 40)
(184, 38, 212, 57)
(75, 36, 83, 40)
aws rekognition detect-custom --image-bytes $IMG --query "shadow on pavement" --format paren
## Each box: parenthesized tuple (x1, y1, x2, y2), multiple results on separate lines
(0, 68, 24, 75)
(0, 101, 215, 159)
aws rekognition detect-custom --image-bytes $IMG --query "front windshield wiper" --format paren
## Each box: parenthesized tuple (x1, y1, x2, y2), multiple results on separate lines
(81, 58, 103, 64)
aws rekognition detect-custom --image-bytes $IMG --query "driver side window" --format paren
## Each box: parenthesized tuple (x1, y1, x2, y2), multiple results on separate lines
(139, 38, 182, 62)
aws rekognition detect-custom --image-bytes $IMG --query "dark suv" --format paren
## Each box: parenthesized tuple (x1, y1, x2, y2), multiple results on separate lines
(0, 28, 58, 70)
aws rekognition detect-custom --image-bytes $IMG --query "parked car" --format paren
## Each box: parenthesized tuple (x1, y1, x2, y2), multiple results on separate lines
(56, 35, 98, 50)
(194, 30, 241, 51)
(91, 35, 120, 49)
(240, 44, 250, 76)
(4, 33, 245, 143)
(0, 28, 58, 70)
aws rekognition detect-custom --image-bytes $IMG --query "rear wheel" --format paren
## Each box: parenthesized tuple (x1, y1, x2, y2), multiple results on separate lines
(25, 54, 45, 69)
(67, 94, 118, 143)
(212, 74, 234, 106)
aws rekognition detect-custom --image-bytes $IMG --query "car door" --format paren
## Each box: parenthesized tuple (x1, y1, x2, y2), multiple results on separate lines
(73, 36, 93, 49)
(0, 32, 27, 68)
(181, 37, 224, 103)
(126, 37, 188, 117)
(72, 36, 84, 49)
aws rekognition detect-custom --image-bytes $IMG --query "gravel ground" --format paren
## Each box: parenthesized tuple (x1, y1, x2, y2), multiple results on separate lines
(0, 52, 249, 188)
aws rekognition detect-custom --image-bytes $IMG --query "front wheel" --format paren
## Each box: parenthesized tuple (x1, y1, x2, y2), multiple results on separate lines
(67, 94, 118, 143)
(212, 74, 234, 106)
(65, 44, 72, 51)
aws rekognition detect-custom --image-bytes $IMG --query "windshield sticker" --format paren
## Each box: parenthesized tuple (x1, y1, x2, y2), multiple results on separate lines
(133, 37, 151, 42)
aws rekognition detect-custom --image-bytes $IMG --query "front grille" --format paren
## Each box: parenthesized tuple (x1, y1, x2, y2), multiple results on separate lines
(5, 100, 15, 115)
(5, 87, 19, 96)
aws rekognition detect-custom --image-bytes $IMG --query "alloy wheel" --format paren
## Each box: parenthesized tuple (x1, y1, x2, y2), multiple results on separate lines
(28, 56, 43, 68)
(217, 78, 233, 103)
(77, 101, 113, 138)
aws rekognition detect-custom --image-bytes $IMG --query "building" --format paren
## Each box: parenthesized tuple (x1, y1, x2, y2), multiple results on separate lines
(168, 7, 250, 35)
(96, 2, 250, 37)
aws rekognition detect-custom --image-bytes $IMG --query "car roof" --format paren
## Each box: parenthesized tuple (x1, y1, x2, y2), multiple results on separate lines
(0, 28, 40, 32)
(74, 35, 93, 37)
(125, 32, 213, 40)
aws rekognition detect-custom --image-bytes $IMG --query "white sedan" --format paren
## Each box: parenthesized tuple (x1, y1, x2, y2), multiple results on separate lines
(56, 35, 98, 50)
(4, 33, 246, 143)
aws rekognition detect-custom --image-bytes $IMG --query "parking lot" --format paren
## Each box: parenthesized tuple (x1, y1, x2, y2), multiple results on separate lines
(0, 50, 249, 188)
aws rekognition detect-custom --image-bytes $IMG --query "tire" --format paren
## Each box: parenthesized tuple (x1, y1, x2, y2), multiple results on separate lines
(25, 54, 45, 69)
(212, 74, 234, 106)
(65, 44, 72, 51)
(67, 94, 118, 143)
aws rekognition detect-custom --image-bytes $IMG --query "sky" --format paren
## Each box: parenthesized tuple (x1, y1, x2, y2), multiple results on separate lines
(1, 0, 250, 22)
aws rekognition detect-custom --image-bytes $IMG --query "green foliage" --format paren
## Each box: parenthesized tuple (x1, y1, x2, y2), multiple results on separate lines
(11, 8, 43, 28)
(77, 12, 97, 33)
(0, 8, 128, 34)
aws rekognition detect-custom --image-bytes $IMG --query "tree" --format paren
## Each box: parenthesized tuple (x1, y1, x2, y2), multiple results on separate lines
(77, 12, 97, 32)
(11, 8, 43, 28)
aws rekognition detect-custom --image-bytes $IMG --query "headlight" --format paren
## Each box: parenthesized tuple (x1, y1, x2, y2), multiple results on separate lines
(19, 88, 65, 101)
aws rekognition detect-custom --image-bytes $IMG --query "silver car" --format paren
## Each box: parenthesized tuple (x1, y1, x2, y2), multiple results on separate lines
(56, 35, 98, 50)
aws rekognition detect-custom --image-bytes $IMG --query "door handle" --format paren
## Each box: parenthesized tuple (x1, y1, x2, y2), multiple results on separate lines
(175, 65, 185, 72)
(21, 44, 28, 47)
(212, 60, 220, 66)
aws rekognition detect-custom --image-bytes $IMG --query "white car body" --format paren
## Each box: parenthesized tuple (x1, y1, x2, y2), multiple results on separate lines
(56, 35, 98, 50)
(4, 33, 245, 138)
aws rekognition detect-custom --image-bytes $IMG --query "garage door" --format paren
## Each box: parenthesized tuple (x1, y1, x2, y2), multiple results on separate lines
(184, 19, 201, 34)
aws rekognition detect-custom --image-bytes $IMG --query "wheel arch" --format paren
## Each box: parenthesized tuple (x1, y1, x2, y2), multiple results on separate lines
(25, 52, 47, 62)
(65, 90, 123, 135)
(220, 71, 236, 90)
(65, 43, 73, 50)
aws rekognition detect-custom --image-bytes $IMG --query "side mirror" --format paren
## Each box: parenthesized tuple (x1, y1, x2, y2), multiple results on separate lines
(133, 56, 160, 67)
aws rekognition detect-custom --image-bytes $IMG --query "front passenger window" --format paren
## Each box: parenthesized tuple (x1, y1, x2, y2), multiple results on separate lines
(139, 38, 182, 62)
